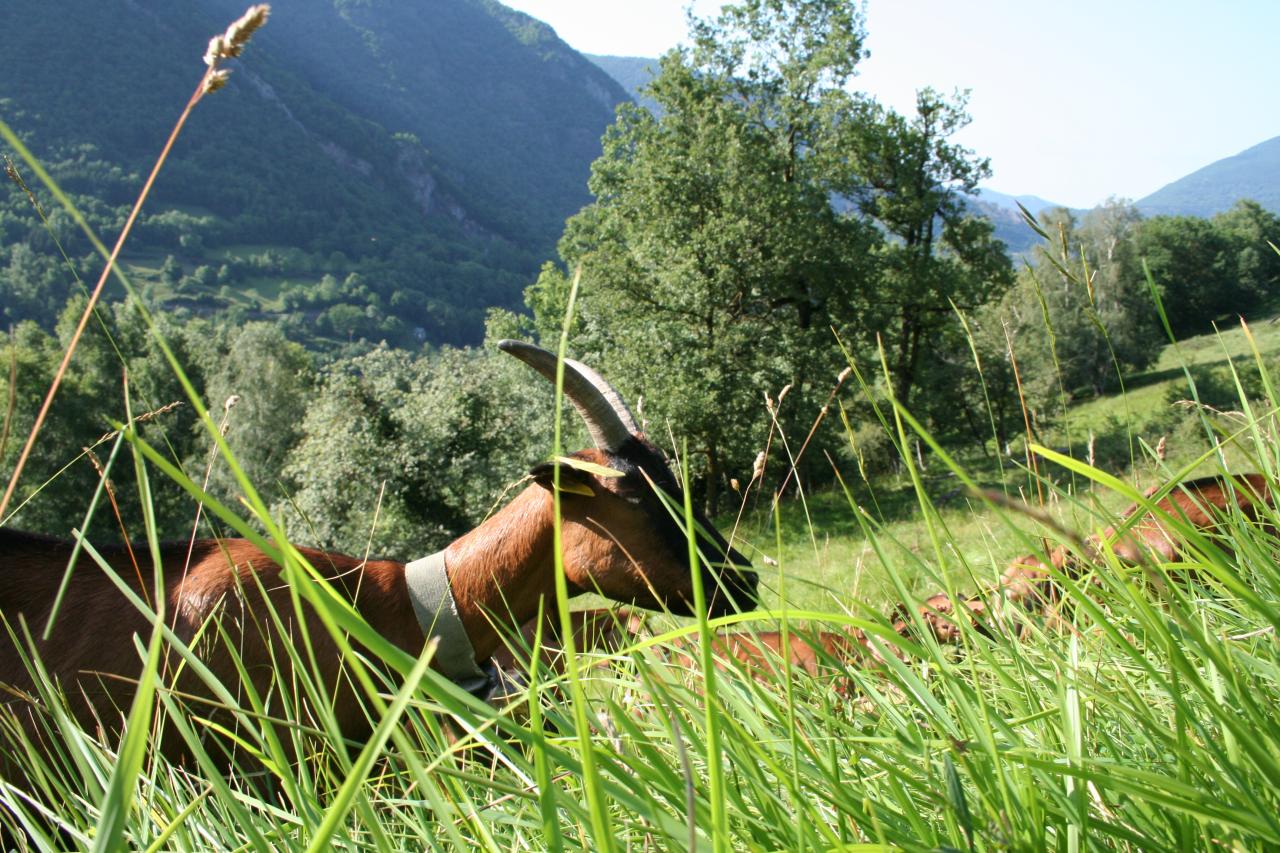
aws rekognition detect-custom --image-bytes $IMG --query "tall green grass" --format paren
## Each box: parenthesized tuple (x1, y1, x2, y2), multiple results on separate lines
(4, 39, 1280, 851)
(4, 268, 1280, 849)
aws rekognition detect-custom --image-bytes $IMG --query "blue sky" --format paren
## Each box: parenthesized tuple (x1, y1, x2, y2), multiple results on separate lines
(500, 0, 1280, 209)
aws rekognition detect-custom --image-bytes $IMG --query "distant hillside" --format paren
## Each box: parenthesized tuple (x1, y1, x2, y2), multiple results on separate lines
(586, 55, 661, 114)
(1138, 136, 1280, 218)
(216, 0, 630, 249)
(967, 189, 1073, 257)
(974, 188, 1062, 217)
(961, 199, 1035, 258)
(0, 0, 630, 345)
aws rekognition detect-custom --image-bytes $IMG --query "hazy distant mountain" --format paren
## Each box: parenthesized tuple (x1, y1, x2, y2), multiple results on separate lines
(967, 189, 1069, 256)
(974, 188, 1063, 217)
(586, 55, 661, 114)
(1137, 136, 1280, 218)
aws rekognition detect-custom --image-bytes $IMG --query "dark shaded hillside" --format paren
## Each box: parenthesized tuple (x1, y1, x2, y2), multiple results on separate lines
(0, 0, 629, 344)
(1139, 136, 1280, 217)
(1, 0, 422, 246)
(208, 0, 629, 248)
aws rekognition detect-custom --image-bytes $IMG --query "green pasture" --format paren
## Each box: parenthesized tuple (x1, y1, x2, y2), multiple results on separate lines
(3, 46, 1280, 849)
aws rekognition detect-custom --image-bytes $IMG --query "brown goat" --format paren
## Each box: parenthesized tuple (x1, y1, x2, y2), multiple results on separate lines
(497, 473, 1276, 703)
(898, 473, 1275, 642)
(1098, 472, 1272, 565)
(0, 341, 758, 769)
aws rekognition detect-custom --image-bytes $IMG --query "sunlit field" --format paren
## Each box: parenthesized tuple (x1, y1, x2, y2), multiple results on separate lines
(4, 5, 1280, 850)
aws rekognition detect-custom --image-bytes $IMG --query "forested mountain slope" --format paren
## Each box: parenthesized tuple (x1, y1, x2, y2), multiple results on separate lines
(586, 55, 660, 114)
(204, 0, 628, 247)
(0, 0, 628, 344)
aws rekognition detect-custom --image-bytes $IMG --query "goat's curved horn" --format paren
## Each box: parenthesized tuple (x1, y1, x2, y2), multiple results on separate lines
(498, 340, 638, 451)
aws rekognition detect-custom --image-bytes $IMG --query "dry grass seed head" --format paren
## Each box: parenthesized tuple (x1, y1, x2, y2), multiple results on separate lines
(202, 4, 270, 94)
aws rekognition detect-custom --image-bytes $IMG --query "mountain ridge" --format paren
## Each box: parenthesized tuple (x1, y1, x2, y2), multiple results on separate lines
(1137, 135, 1280, 218)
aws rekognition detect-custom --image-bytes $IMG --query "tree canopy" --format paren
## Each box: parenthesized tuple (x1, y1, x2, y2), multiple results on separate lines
(528, 0, 1011, 508)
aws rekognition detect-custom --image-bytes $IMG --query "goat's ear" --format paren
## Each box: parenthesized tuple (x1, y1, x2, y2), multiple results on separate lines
(529, 461, 596, 497)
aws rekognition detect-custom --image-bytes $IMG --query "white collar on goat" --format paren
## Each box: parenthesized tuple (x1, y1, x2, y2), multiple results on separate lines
(404, 549, 494, 696)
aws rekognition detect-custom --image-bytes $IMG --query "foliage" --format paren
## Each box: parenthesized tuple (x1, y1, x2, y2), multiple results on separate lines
(845, 88, 1015, 410)
(533, 3, 1023, 506)
(278, 343, 554, 557)
(1002, 202, 1154, 403)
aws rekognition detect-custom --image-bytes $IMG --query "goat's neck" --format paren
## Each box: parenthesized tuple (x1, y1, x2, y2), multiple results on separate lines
(440, 485, 559, 663)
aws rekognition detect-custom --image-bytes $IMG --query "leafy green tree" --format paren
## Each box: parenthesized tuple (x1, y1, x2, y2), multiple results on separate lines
(529, 0, 880, 511)
(920, 286, 1054, 452)
(1136, 214, 1236, 337)
(1014, 203, 1156, 396)
(1076, 198, 1155, 355)
(277, 345, 552, 557)
(0, 242, 84, 326)
(185, 322, 314, 512)
(1213, 199, 1280, 311)
(159, 254, 182, 288)
(0, 320, 108, 535)
(843, 88, 1014, 411)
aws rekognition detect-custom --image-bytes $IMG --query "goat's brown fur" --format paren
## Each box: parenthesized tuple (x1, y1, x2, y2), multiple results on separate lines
(898, 474, 1275, 644)
(0, 444, 756, 770)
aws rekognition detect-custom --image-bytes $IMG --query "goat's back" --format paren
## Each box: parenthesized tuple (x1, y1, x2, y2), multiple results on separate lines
(0, 530, 420, 766)
(1105, 473, 1274, 562)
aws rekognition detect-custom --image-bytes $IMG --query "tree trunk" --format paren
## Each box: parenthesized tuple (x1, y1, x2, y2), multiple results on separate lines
(704, 443, 721, 517)
(893, 306, 916, 410)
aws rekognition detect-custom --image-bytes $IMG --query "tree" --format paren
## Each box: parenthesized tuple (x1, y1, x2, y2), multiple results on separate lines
(1213, 199, 1280, 311)
(191, 322, 314, 510)
(1, 243, 64, 325)
(1136, 215, 1237, 338)
(843, 88, 1014, 411)
(278, 345, 552, 557)
(0, 320, 108, 536)
(159, 254, 182, 288)
(1013, 202, 1157, 397)
(528, 0, 880, 512)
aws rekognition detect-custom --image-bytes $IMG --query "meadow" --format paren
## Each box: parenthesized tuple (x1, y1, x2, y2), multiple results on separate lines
(3, 8, 1280, 850)
(2, 282, 1278, 849)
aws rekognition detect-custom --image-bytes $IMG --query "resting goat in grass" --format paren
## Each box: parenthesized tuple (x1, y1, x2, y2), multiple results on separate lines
(901, 473, 1275, 641)
(0, 341, 759, 766)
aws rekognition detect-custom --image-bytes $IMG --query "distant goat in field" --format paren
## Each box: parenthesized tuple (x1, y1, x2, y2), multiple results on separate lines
(900, 473, 1275, 641)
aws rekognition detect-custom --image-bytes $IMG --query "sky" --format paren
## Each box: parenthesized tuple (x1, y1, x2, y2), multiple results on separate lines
(498, 0, 1280, 209)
